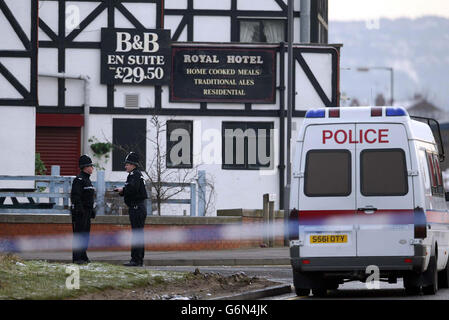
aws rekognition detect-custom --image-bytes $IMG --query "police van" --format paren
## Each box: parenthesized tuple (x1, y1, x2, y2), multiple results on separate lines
(289, 106, 449, 296)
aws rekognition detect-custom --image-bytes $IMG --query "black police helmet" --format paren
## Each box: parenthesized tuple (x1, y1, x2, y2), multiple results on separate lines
(79, 154, 93, 168)
(125, 152, 139, 166)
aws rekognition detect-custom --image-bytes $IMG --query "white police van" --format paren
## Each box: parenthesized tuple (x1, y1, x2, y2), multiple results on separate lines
(289, 106, 449, 296)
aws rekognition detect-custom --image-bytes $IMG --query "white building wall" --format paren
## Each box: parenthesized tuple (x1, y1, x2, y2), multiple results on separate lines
(0, 107, 35, 188)
(28, 0, 335, 214)
(36, 0, 314, 110)
(88, 114, 286, 213)
(0, 0, 36, 187)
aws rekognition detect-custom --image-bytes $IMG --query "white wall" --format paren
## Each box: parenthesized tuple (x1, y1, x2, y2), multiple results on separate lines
(88, 114, 283, 213)
(37, 0, 321, 111)
(39, 47, 336, 111)
(0, 107, 35, 188)
(0, 1, 35, 186)
(294, 49, 335, 109)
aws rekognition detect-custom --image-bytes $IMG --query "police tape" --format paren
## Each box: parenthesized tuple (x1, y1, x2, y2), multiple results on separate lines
(0, 220, 286, 253)
(0, 214, 411, 253)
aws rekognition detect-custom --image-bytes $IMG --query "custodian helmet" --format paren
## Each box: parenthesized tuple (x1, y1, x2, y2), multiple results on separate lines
(79, 155, 93, 168)
(124, 152, 139, 166)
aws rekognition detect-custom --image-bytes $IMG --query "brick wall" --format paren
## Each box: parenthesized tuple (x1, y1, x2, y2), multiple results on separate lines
(0, 210, 285, 251)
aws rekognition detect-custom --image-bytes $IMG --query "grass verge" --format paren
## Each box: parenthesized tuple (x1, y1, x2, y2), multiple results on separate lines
(0, 253, 187, 300)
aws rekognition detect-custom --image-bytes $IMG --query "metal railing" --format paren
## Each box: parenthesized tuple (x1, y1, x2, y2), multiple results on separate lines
(0, 166, 206, 216)
(0, 174, 72, 214)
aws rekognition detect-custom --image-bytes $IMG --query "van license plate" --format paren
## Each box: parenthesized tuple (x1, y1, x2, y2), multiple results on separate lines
(310, 234, 348, 244)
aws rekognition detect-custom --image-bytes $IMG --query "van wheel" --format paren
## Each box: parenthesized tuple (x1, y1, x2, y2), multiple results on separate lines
(295, 288, 310, 296)
(422, 256, 438, 295)
(312, 288, 327, 297)
(438, 257, 449, 289)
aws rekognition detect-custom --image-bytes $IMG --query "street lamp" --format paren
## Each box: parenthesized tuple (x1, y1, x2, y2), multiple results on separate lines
(356, 67, 394, 105)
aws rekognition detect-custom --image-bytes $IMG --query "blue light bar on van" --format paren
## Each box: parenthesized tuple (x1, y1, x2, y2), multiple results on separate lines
(305, 109, 325, 118)
(386, 107, 407, 117)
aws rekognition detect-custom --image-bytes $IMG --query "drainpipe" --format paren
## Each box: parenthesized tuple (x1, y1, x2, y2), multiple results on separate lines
(279, 42, 286, 214)
(285, 0, 294, 246)
(38, 72, 91, 155)
(300, 0, 311, 43)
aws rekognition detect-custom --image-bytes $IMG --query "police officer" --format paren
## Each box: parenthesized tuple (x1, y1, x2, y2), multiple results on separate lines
(115, 152, 148, 267)
(71, 155, 96, 264)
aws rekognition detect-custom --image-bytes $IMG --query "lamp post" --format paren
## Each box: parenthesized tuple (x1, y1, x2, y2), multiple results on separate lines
(356, 67, 394, 105)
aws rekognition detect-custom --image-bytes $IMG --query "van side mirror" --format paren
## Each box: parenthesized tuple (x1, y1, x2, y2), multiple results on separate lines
(445, 192, 449, 202)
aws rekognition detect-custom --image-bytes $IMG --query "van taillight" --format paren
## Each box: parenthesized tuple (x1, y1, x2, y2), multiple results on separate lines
(371, 107, 382, 117)
(289, 208, 300, 240)
(328, 108, 340, 118)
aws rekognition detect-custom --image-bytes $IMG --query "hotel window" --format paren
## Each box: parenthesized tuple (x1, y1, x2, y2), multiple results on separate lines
(239, 19, 286, 43)
(222, 122, 274, 170)
(112, 119, 146, 171)
(166, 120, 193, 169)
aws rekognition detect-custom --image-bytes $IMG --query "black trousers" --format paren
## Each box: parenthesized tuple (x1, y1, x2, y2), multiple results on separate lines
(128, 202, 147, 263)
(71, 209, 91, 262)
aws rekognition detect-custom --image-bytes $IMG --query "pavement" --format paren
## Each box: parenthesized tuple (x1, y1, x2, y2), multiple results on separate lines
(17, 247, 291, 266)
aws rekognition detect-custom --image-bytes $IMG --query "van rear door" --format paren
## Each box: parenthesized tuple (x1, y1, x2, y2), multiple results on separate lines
(355, 123, 415, 257)
(298, 124, 357, 257)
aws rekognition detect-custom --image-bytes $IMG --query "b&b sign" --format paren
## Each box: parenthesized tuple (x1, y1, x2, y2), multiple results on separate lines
(101, 28, 171, 85)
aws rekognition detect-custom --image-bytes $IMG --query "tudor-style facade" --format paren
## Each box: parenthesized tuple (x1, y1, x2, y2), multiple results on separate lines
(1, 0, 337, 214)
(0, 0, 38, 186)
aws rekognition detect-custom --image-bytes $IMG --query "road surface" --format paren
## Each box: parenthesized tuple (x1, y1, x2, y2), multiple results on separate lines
(148, 265, 449, 300)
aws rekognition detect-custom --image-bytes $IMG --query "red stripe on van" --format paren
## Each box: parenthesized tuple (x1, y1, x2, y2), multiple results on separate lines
(298, 209, 414, 225)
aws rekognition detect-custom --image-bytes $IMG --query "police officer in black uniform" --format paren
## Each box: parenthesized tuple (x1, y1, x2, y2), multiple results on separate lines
(71, 155, 96, 264)
(115, 152, 148, 267)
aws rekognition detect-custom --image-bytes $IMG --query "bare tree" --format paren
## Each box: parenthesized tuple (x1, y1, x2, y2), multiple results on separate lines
(200, 171, 217, 216)
(106, 114, 216, 216)
(145, 115, 193, 215)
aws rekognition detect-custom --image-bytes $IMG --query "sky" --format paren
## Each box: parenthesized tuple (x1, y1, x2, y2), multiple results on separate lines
(329, 0, 449, 21)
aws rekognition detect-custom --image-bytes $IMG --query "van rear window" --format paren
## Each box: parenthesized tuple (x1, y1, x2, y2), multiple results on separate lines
(361, 149, 408, 196)
(304, 150, 351, 197)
